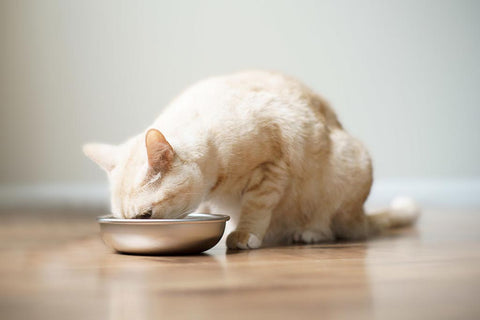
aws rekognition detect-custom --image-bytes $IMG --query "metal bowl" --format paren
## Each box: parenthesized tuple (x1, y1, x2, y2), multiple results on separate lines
(98, 213, 230, 255)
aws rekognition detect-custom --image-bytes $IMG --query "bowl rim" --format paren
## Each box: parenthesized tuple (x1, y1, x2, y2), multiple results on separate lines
(97, 213, 230, 225)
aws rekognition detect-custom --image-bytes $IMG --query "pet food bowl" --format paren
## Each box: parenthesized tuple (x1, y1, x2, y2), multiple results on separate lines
(98, 213, 230, 255)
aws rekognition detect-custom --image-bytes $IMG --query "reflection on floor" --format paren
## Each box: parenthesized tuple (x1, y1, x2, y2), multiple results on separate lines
(0, 207, 479, 319)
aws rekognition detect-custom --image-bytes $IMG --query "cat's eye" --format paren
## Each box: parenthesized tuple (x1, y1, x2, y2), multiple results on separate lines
(136, 209, 152, 219)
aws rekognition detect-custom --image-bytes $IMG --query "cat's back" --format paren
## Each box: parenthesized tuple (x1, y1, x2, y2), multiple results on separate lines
(158, 70, 340, 131)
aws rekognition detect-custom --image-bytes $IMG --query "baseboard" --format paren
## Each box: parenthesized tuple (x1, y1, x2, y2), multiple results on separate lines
(0, 183, 110, 209)
(365, 178, 480, 209)
(0, 178, 479, 210)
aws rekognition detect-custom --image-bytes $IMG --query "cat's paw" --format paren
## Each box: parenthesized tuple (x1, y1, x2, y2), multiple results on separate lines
(293, 230, 330, 244)
(226, 231, 262, 250)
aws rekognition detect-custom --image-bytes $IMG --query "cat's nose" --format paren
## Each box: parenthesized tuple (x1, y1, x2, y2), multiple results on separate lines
(135, 211, 152, 219)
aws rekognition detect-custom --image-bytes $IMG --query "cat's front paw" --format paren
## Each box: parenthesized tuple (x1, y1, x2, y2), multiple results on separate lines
(226, 231, 262, 250)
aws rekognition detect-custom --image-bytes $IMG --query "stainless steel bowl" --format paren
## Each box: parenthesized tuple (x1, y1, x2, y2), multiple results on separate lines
(98, 213, 230, 255)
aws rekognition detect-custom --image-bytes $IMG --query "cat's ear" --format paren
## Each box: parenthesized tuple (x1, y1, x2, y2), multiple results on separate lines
(83, 143, 119, 172)
(145, 128, 174, 172)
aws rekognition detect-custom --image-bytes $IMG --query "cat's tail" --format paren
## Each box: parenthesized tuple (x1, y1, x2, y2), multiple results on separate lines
(366, 196, 420, 234)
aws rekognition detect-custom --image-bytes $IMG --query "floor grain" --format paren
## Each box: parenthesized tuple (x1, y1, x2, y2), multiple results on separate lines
(0, 208, 479, 320)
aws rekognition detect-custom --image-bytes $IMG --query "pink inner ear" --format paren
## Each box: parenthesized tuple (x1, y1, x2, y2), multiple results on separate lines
(145, 129, 174, 171)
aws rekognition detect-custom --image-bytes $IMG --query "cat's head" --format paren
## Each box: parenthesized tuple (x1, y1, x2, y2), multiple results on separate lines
(83, 129, 204, 219)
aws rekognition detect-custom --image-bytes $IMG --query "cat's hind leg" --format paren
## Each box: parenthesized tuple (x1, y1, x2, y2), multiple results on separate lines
(331, 206, 370, 241)
(227, 162, 288, 250)
(332, 198, 420, 240)
(290, 210, 335, 244)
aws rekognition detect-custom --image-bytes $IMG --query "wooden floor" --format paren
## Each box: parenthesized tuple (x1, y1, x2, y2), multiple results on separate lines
(0, 207, 479, 320)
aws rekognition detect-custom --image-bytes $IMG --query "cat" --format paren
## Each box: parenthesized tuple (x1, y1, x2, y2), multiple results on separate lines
(84, 70, 419, 249)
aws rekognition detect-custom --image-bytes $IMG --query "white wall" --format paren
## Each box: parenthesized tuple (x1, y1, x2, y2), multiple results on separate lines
(1, 1, 479, 206)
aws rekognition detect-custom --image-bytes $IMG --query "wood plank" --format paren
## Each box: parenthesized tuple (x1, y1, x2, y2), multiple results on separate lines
(0, 208, 479, 320)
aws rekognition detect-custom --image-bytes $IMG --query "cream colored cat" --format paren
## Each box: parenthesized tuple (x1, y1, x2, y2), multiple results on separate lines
(84, 70, 419, 249)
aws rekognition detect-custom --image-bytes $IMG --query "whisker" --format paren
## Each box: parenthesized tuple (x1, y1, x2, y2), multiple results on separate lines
(173, 206, 196, 219)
